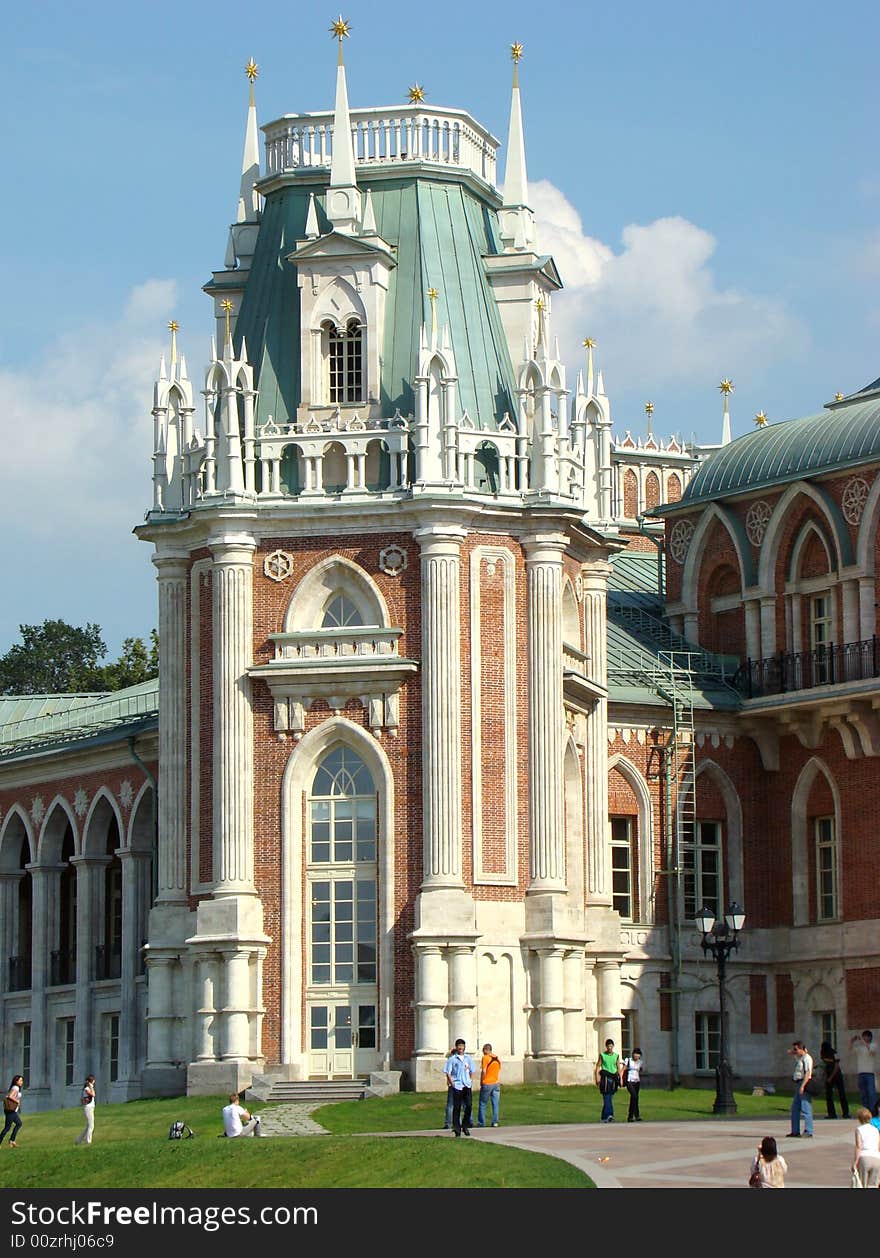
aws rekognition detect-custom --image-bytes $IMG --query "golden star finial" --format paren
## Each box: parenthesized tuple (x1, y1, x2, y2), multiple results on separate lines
(427, 286, 439, 302)
(535, 296, 546, 312)
(168, 319, 179, 366)
(719, 378, 734, 395)
(245, 58, 259, 83)
(511, 42, 524, 62)
(645, 401, 654, 415)
(583, 337, 597, 349)
(221, 298, 234, 348)
(408, 84, 426, 104)
(330, 15, 351, 39)
(754, 410, 768, 427)
(835, 391, 844, 401)
(168, 320, 179, 334)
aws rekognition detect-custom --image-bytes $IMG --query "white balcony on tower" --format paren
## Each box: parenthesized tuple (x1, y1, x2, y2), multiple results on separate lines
(262, 105, 499, 189)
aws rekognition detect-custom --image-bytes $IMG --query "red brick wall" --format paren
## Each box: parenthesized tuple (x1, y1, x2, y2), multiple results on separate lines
(845, 968, 880, 1029)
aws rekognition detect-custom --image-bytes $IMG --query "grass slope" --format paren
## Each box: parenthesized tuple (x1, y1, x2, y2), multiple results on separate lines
(0, 1095, 591, 1189)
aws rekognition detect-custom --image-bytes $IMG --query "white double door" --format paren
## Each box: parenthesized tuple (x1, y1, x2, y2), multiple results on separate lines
(308, 997, 378, 1078)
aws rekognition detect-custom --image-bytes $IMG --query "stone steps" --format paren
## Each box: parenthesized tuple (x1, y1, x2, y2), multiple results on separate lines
(252, 1079, 370, 1104)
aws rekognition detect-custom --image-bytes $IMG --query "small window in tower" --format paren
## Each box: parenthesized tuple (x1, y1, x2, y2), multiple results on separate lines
(327, 318, 364, 405)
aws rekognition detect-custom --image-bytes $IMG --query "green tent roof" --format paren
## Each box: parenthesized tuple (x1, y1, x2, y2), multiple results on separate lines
(233, 172, 518, 430)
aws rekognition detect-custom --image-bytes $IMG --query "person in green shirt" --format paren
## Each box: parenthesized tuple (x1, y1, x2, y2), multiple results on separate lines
(594, 1039, 622, 1123)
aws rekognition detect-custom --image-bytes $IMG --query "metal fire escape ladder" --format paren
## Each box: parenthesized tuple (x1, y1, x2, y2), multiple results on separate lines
(652, 650, 697, 1090)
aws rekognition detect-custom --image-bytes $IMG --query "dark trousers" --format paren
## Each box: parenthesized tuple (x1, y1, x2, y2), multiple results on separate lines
(0, 1110, 21, 1144)
(452, 1086, 472, 1134)
(626, 1081, 641, 1120)
(825, 1072, 849, 1118)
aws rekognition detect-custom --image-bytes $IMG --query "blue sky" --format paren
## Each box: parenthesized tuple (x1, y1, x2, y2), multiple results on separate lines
(1, 0, 877, 658)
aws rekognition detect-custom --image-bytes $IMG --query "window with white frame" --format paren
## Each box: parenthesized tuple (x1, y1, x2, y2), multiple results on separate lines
(611, 816, 636, 920)
(814, 815, 838, 921)
(810, 593, 833, 683)
(323, 319, 364, 405)
(64, 1019, 75, 1086)
(108, 1014, 119, 1083)
(694, 1012, 720, 1071)
(20, 1024, 31, 1089)
(620, 1010, 637, 1061)
(322, 594, 365, 629)
(816, 1010, 837, 1050)
(683, 820, 722, 921)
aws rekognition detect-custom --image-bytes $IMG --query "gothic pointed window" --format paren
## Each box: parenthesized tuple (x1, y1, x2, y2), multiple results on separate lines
(326, 318, 364, 404)
(322, 594, 365, 628)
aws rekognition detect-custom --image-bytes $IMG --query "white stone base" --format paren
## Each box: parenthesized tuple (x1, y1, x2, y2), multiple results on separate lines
(186, 1060, 255, 1096)
(407, 1056, 450, 1092)
(140, 1066, 187, 1098)
(523, 1057, 592, 1086)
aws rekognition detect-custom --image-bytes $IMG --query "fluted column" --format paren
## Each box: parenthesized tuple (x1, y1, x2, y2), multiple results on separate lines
(523, 535, 567, 892)
(153, 553, 189, 904)
(210, 535, 256, 895)
(416, 528, 465, 888)
(582, 562, 613, 906)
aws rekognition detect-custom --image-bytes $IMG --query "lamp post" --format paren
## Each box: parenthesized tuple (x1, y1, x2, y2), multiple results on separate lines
(696, 902, 745, 1115)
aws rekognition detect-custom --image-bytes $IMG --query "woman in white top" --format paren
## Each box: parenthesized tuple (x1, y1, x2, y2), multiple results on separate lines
(852, 1107, 880, 1186)
(623, 1048, 644, 1122)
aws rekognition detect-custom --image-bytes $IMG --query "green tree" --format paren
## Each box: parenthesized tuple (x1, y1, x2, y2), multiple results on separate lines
(0, 621, 158, 695)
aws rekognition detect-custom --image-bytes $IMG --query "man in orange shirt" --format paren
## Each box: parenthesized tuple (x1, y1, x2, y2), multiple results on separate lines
(477, 1043, 502, 1127)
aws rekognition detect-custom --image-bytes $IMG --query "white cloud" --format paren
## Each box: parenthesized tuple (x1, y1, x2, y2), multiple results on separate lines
(530, 180, 807, 389)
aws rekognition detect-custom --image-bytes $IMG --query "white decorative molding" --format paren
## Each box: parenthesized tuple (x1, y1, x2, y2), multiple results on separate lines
(575, 573, 584, 602)
(30, 795, 45, 825)
(119, 780, 134, 811)
(745, 499, 772, 545)
(73, 788, 89, 818)
(842, 476, 870, 525)
(378, 545, 408, 576)
(264, 549, 294, 582)
(470, 546, 518, 886)
(668, 519, 694, 565)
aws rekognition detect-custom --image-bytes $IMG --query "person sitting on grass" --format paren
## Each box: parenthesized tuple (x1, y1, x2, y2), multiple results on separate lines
(222, 1092, 263, 1138)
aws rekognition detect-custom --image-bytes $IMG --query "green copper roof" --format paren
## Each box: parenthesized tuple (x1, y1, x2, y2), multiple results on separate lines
(233, 173, 517, 430)
(0, 679, 158, 760)
(670, 383, 880, 509)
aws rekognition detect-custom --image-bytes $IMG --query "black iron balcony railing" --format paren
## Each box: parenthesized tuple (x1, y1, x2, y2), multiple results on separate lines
(735, 636, 880, 699)
(94, 944, 122, 981)
(8, 955, 31, 992)
(49, 948, 76, 987)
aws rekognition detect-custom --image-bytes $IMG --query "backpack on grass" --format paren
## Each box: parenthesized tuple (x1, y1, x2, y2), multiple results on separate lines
(168, 1121, 195, 1140)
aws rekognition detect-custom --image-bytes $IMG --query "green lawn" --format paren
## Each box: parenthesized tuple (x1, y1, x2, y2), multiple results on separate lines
(314, 1082, 801, 1134)
(0, 1094, 591, 1189)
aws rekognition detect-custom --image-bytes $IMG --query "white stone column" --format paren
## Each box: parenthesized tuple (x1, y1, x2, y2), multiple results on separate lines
(842, 578, 860, 643)
(27, 865, 61, 1098)
(859, 577, 876, 643)
(220, 950, 252, 1061)
(153, 553, 189, 905)
(0, 873, 20, 995)
(71, 856, 109, 1081)
(744, 598, 761, 660)
(210, 535, 256, 895)
(413, 944, 447, 1055)
(536, 946, 566, 1057)
(760, 596, 777, 659)
(144, 954, 178, 1069)
(563, 948, 585, 1057)
(594, 958, 623, 1050)
(194, 954, 219, 1061)
(447, 945, 476, 1043)
(582, 562, 613, 906)
(416, 528, 465, 889)
(523, 535, 567, 892)
(118, 850, 152, 1083)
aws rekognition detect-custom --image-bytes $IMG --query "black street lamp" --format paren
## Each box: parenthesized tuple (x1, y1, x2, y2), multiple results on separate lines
(696, 902, 746, 1115)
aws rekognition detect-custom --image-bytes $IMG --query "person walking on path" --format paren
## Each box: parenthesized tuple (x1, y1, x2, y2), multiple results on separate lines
(0, 1076, 24, 1148)
(819, 1040, 849, 1119)
(477, 1043, 501, 1127)
(442, 1046, 456, 1129)
(221, 1092, 262, 1138)
(445, 1039, 475, 1138)
(75, 1075, 96, 1146)
(851, 1107, 880, 1186)
(786, 1041, 815, 1138)
(749, 1135, 788, 1188)
(622, 1047, 644, 1122)
(850, 1030, 877, 1114)
(595, 1038, 622, 1123)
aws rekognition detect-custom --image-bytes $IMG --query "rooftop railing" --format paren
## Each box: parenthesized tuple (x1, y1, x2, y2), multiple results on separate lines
(263, 105, 498, 187)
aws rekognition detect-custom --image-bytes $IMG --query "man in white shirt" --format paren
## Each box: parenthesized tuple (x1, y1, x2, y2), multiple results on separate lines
(786, 1041, 814, 1138)
(850, 1030, 878, 1113)
(222, 1092, 262, 1138)
(444, 1039, 476, 1138)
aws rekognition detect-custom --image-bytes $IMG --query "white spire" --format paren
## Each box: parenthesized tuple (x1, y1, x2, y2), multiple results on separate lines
(719, 378, 734, 446)
(361, 188, 377, 235)
(238, 60, 261, 224)
(305, 193, 320, 239)
(327, 27, 360, 233)
(499, 44, 537, 252)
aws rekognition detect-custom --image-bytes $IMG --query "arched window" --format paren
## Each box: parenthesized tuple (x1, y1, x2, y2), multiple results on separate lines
(322, 595, 365, 628)
(280, 444, 303, 496)
(474, 443, 500, 494)
(55, 824, 77, 986)
(326, 319, 364, 404)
